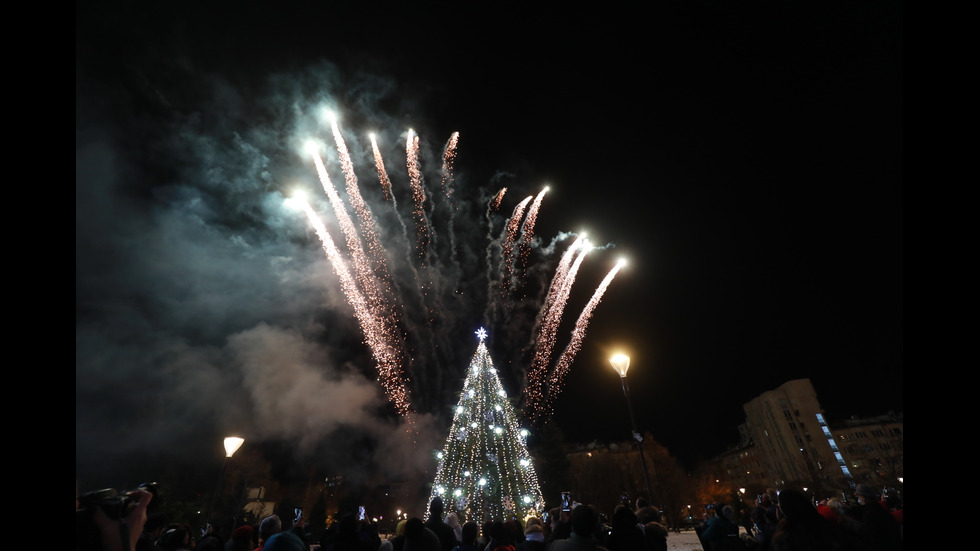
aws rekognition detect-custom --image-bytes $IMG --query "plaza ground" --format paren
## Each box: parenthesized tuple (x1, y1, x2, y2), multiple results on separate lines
(666, 529, 704, 551)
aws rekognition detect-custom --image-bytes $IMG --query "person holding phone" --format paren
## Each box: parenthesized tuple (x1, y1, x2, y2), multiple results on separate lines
(194, 522, 225, 551)
(260, 510, 308, 551)
(547, 506, 572, 546)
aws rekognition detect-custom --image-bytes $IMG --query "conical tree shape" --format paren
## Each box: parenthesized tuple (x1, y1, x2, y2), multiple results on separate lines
(426, 328, 545, 524)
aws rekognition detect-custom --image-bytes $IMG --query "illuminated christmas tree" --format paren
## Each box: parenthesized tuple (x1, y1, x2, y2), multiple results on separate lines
(425, 328, 545, 524)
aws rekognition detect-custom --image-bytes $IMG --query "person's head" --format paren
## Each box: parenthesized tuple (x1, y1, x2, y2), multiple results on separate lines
(259, 515, 282, 542)
(263, 530, 306, 551)
(721, 505, 735, 521)
(404, 518, 427, 540)
(429, 496, 444, 518)
(611, 504, 637, 530)
(854, 484, 879, 505)
(395, 519, 407, 537)
(635, 497, 651, 510)
(232, 524, 253, 544)
(337, 514, 358, 539)
(161, 526, 190, 550)
(487, 520, 506, 542)
(461, 521, 478, 544)
(503, 519, 522, 543)
(570, 504, 599, 539)
(777, 489, 815, 519)
(547, 507, 561, 528)
(826, 497, 843, 512)
(636, 505, 660, 525)
(524, 522, 543, 539)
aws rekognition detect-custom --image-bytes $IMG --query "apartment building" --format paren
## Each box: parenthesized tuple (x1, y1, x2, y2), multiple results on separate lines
(700, 378, 902, 500)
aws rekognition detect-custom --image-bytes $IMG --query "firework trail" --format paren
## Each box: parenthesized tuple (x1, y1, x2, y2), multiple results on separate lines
(310, 146, 384, 310)
(296, 195, 412, 415)
(329, 116, 399, 316)
(311, 141, 414, 410)
(515, 187, 549, 296)
(442, 132, 459, 255)
(370, 133, 394, 203)
(491, 188, 507, 211)
(523, 238, 591, 423)
(407, 130, 431, 262)
(371, 132, 427, 323)
(499, 196, 533, 300)
(544, 259, 626, 414)
(482, 187, 508, 326)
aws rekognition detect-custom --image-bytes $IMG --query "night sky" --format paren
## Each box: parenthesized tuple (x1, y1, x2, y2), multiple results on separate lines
(76, 1, 902, 491)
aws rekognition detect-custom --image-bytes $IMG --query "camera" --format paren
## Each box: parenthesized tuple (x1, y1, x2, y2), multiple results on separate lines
(561, 491, 571, 512)
(78, 482, 159, 520)
(76, 483, 159, 551)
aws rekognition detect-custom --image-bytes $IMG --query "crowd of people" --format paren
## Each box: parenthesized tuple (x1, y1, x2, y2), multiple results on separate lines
(693, 484, 903, 551)
(78, 485, 902, 551)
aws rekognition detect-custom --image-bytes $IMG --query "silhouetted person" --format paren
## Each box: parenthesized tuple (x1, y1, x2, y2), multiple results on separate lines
(405, 517, 442, 551)
(425, 498, 458, 551)
(849, 485, 902, 551)
(698, 504, 738, 551)
(548, 504, 608, 551)
(254, 515, 281, 551)
(193, 523, 223, 551)
(483, 520, 512, 551)
(453, 521, 480, 551)
(137, 512, 169, 551)
(751, 494, 777, 547)
(446, 513, 463, 544)
(380, 519, 408, 551)
(636, 505, 667, 551)
(546, 507, 571, 548)
(519, 519, 545, 551)
(765, 488, 861, 551)
(330, 513, 374, 550)
(604, 505, 644, 551)
(221, 525, 253, 551)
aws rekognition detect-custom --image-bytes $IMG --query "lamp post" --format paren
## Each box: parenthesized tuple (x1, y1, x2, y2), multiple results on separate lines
(207, 436, 245, 523)
(610, 353, 654, 503)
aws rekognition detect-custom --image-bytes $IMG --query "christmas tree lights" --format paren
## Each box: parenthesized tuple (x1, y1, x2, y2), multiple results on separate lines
(425, 328, 545, 524)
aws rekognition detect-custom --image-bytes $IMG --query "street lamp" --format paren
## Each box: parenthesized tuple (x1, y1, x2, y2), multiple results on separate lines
(610, 353, 654, 503)
(207, 436, 245, 523)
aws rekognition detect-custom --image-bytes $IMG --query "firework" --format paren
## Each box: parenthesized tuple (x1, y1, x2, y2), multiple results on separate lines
(295, 116, 622, 422)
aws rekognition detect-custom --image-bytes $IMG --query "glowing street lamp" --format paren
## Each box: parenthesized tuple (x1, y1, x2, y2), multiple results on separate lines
(207, 436, 245, 523)
(610, 353, 653, 503)
(224, 437, 245, 457)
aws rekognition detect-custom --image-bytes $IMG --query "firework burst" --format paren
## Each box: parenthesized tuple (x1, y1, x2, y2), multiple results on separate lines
(293, 113, 623, 425)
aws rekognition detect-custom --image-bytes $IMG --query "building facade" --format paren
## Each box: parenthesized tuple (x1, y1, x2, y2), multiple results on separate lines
(697, 378, 903, 501)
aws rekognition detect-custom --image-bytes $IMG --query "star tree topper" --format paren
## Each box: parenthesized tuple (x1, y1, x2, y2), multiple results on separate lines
(476, 327, 488, 341)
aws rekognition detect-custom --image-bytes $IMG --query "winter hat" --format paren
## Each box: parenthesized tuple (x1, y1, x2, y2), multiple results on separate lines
(232, 525, 253, 543)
